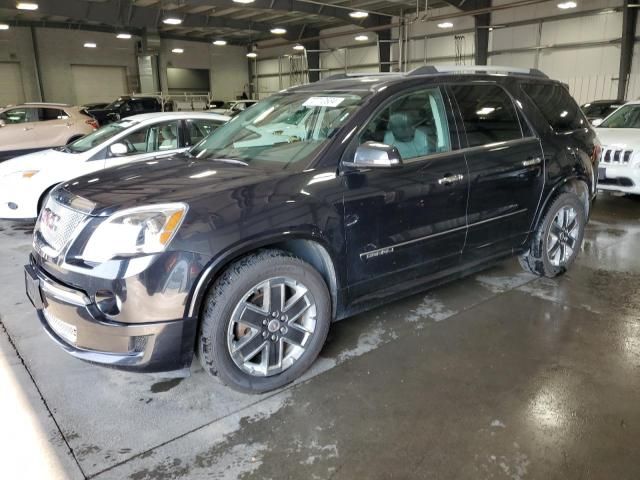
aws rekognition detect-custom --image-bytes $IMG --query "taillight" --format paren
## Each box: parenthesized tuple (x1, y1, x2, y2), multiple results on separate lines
(86, 118, 99, 129)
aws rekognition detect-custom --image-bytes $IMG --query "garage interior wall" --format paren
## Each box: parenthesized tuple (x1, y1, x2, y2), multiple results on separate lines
(253, 0, 635, 104)
(0, 0, 638, 106)
(0, 26, 39, 104)
(0, 28, 248, 106)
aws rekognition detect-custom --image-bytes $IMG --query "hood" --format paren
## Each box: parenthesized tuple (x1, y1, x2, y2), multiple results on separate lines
(60, 155, 276, 215)
(0, 148, 74, 176)
(595, 128, 640, 149)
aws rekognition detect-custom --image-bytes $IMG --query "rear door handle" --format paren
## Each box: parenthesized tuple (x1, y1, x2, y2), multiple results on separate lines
(522, 157, 542, 167)
(438, 173, 464, 185)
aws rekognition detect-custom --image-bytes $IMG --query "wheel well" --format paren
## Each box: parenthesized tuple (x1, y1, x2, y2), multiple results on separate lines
(558, 178, 590, 217)
(271, 239, 338, 319)
(193, 239, 339, 322)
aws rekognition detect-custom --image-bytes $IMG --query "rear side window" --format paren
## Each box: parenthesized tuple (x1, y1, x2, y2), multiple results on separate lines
(38, 108, 68, 121)
(451, 84, 522, 147)
(522, 83, 586, 132)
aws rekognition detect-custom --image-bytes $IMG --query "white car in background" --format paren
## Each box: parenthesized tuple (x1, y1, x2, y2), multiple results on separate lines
(595, 100, 640, 195)
(0, 111, 229, 220)
(0, 103, 98, 162)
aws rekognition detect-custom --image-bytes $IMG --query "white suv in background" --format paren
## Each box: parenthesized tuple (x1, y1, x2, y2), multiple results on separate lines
(0, 111, 229, 220)
(0, 103, 98, 162)
(595, 100, 640, 195)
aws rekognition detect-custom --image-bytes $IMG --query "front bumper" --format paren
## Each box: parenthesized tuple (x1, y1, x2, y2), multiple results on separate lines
(597, 164, 640, 194)
(25, 263, 197, 372)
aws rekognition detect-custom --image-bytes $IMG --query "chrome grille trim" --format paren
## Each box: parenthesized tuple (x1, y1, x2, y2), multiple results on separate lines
(35, 196, 88, 257)
(600, 146, 633, 164)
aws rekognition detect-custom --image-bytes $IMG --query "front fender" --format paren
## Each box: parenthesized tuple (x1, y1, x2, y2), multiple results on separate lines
(184, 228, 340, 319)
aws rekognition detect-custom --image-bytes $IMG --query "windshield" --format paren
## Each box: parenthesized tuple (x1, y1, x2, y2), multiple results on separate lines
(190, 91, 367, 169)
(65, 120, 134, 153)
(582, 102, 621, 118)
(599, 104, 640, 128)
(105, 98, 125, 110)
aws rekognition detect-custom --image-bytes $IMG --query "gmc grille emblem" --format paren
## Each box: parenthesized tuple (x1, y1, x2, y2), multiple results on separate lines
(41, 208, 61, 232)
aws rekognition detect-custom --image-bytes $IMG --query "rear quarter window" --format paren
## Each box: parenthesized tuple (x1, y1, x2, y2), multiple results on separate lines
(522, 83, 586, 132)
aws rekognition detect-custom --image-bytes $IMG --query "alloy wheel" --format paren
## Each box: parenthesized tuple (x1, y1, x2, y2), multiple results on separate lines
(226, 277, 317, 377)
(546, 205, 580, 267)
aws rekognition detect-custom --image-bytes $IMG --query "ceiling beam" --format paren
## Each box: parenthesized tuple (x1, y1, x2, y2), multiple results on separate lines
(0, 0, 310, 39)
(438, 0, 491, 12)
(185, 0, 391, 27)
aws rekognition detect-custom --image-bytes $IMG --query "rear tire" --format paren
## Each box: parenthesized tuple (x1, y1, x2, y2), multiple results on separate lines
(518, 192, 586, 278)
(198, 249, 331, 394)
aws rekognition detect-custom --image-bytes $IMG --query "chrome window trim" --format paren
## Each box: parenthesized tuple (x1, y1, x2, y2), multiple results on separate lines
(360, 208, 528, 260)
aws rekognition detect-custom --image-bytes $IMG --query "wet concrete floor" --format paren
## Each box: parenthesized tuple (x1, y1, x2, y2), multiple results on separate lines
(1, 192, 639, 479)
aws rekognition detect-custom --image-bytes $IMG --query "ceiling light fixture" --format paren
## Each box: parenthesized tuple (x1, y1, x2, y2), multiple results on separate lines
(293, 44, 305, 51)
(557, 1, 577, 8)
(233, 0, 255, 3)
(270, 27, 286, 34)
(16, 2, 38, 10)
(354, 34, 369, 41)
(437, 21, 453, 28)
(84, 42, 97, 48)
(163, 17, 182, 25)
(246, 52, 257, 58)
(213, 39, 227, 46)
(172, 48, 184, 53)
(116, 33, 131, 39)
(349, 11, 368, 19)
(0, 24, 9, 30)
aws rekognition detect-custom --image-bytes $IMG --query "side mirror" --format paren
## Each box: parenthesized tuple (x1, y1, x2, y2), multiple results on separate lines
(345, 141, 403, 168)
(592, 118, 603, 127)
(109, 143, 128, 156)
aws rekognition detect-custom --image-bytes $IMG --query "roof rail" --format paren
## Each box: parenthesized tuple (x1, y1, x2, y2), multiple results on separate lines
(408, 65, 548, 78)
(320, 72, 399, 82)
(23, 102, 71, 106)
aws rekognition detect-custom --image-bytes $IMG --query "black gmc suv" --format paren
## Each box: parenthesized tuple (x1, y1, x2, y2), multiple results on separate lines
(25, 66, 599, 393)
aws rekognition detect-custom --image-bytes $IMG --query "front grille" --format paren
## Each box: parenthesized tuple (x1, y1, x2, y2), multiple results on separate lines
(600, 146, 633, 164)
(35, 196, 87, 256)
(43, 309, 78, 344)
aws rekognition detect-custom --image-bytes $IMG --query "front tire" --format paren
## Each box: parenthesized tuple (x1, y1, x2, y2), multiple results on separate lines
(198, 249, 331, 394)
(519, 192, 586, 277)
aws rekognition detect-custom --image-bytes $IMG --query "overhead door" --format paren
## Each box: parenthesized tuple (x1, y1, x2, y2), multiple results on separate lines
(71, 65, 128, 105)
(0, 62, 26, 106)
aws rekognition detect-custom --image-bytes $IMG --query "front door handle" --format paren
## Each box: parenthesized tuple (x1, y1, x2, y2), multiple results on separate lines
(438, 173, 464, 185)
(522, 157, 542, 167)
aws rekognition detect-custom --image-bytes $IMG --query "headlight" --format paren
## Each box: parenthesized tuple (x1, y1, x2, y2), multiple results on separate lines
(81, 203, 188, 263)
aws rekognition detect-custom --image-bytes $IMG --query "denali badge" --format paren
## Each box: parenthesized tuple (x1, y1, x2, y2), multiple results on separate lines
(362, 247, 394, 260)
(41, 208, 61, 233)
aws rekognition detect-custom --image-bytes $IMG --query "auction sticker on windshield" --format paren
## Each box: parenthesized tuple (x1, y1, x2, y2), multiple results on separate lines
(303, 97, 345, 108)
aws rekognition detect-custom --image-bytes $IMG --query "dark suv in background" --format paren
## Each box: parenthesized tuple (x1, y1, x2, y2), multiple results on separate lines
(25, 65, 598, 393)
(87, 96, 166, 125)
